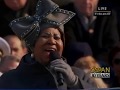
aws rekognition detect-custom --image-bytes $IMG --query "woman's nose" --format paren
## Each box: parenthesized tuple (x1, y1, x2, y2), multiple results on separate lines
(47, 37, 56, 44)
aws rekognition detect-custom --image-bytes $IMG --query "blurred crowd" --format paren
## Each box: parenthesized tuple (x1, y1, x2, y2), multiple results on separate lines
(0, 0, 120, 89)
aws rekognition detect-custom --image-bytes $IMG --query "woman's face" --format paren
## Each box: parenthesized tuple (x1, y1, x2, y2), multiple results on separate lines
(33, 28, 63, 65)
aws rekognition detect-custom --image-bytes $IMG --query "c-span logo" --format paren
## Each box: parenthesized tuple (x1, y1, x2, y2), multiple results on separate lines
(90, 67, 110, 78)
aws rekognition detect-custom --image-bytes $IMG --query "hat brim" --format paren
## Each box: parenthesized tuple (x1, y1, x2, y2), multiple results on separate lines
(0, 37, 11, 57)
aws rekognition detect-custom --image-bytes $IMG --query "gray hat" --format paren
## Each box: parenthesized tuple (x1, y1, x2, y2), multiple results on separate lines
(9, 0, 75, 52)
(0, 37, 11, 57)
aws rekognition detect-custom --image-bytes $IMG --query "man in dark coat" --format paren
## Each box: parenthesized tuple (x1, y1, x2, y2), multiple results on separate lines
(61, 0, 119, 62)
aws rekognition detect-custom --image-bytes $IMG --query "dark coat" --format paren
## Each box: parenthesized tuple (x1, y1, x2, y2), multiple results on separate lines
(111, 76, 120, 87)
(61, 3, 119, 58)
(0, 0, 38, 37)
(0, 54, 96, 89)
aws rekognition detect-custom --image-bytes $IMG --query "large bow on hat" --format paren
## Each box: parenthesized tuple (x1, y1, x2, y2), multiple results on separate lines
(9, 0, 75, 52)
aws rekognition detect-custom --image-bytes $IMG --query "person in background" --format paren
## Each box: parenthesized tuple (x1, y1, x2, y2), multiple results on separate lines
(0, 0, 38, 37)
(0, 55, 20, 77)
(52, 0, 72, 6)
(74, 57, 108, 88)
(0, 0, 97, 89)
(0, 37, 19, 77)
(109, 0, 120, 39)
(65, 42, 108, 88)
(61, 0, 119, 64)
(65, 42, 93, 66)
(0, 37, 11, 61)
(4, 35, 28, 60)
(108, 42, 120, 87)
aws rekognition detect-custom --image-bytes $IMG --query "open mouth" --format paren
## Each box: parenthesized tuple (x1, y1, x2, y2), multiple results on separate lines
(45, 48, 56, 52)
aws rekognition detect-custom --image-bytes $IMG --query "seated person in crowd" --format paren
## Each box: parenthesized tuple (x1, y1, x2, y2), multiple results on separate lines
(4, 35, 28, 60)
(0, 0, 38, 37)
(61, 0, 119, 63)
(0, 37, 19, 77)
(0, 55, 20, 77)
(65, 42, 109, 88)
(65, 42, 93, 66)
(108, 42, 120, 87)
(74, 53, 109, 88)
(0, 0, 97, 89)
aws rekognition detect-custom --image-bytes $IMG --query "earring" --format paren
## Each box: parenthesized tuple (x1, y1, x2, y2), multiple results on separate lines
(31, 53, 34, 58)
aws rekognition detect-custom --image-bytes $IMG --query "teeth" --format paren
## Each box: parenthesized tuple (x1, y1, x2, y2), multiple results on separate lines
(46, 49, 55, 51)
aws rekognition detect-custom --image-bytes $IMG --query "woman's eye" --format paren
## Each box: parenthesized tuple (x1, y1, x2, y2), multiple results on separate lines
(40, 33, 61, 40)
(54, 35, 61, 40)
(40, 35, 49, 38)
